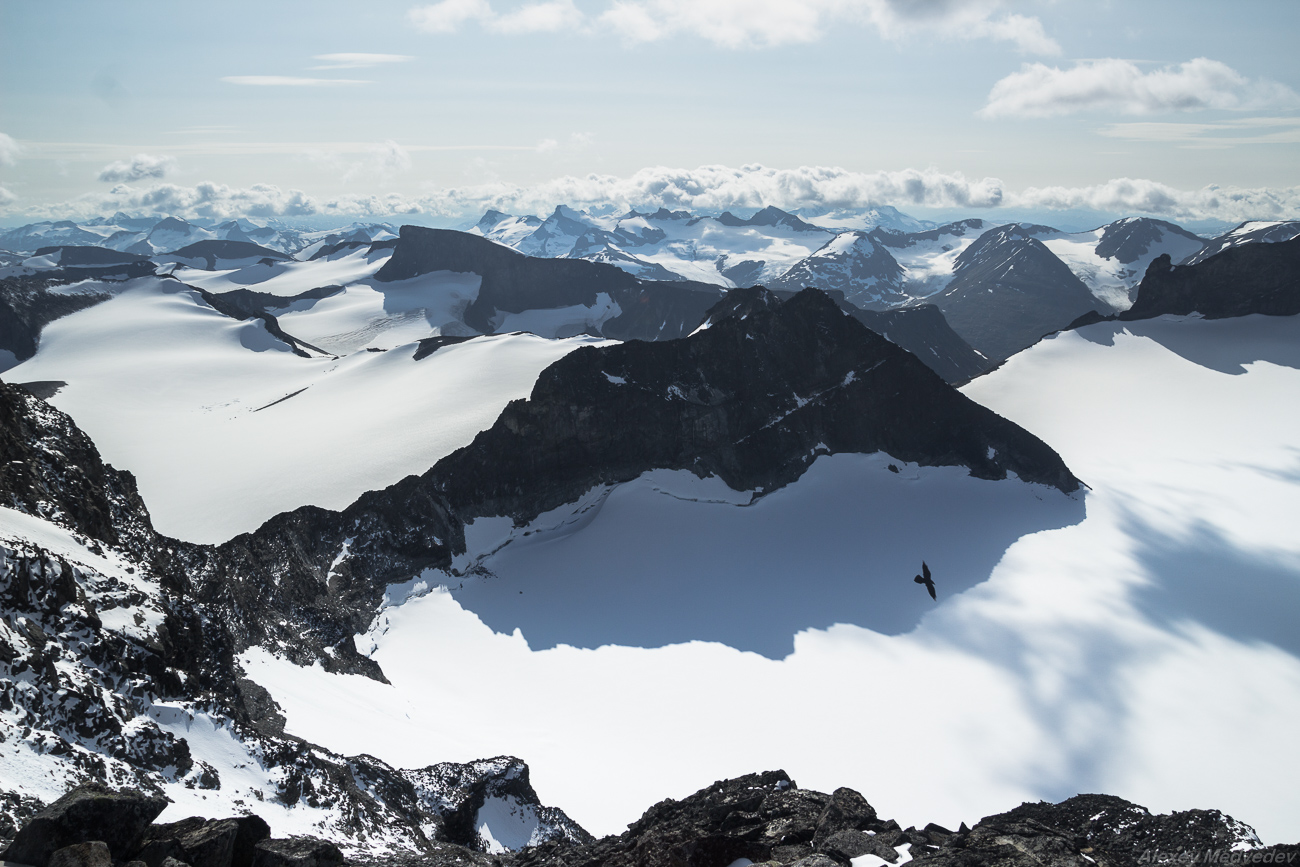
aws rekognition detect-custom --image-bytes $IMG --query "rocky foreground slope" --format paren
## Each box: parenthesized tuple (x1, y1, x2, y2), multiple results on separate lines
(4, 772, 1297, 867)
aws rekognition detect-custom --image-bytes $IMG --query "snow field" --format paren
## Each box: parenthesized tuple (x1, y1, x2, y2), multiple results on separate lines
(244, 313, 1300, 844)
(8, 277, 607, 542)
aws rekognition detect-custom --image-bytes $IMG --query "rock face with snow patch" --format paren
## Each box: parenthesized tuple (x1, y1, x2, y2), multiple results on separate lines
(375, 226, 722, 341)
(770, 230, 908, 305)
(1183, 220, 1300, 266)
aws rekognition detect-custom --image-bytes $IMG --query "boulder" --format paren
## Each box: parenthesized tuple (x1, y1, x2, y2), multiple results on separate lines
(46, 842, 111, 867)
(252, 838, 343, 867)
(1, 784, 167, 867)
(135, 816, 270, 867)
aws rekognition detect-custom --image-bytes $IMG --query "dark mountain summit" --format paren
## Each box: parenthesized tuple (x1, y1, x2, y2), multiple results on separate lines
(166, 240, 291, 269)
(934, 225, 1103, 361)
(1094, 216, 1205, 265)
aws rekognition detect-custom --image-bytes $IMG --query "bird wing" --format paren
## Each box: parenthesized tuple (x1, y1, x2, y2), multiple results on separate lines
(922, 561, 931, 581)
(927, 583, 936, 600)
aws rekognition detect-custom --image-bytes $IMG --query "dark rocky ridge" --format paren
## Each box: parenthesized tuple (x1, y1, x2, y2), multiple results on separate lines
(511, 772, 1294, 867)
(375, 226, 722, 341)
(1124, 236, 1300, 320)
(167, 241, 291, 269)
(431, 287, 1077, 526)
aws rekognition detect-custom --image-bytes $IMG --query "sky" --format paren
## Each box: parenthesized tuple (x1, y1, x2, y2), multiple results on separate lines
(1, 0, 1299, 228)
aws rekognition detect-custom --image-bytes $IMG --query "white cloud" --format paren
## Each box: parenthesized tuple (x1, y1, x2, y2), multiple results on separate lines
(1011, 178, 1300, 223)
(97, 154, 177, 183)
(0, 132, 20, 167)
(0, 186, 14, 207)
(599, 0, 826, 48)
(408, 0, 494, 32)
(406, 0, 1058, 51)
(491, 0, 584, 33)
(311, 53, 415, 69)
(982, 58, 1300, 118)
(220, 76, 370, 87)
(853, 0, 1059, 55)
(418, 164, 1009, 215)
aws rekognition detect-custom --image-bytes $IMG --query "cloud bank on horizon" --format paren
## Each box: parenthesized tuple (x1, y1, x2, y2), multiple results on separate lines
(6, 162, 1298, 225)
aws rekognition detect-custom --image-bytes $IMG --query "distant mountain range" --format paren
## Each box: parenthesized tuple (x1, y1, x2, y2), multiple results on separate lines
(2, 210, 1297, 371)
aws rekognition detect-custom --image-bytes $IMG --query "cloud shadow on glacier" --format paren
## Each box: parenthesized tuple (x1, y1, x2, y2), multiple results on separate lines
(449, 454, 1086, 659)
(1130, 519, 1300, 657)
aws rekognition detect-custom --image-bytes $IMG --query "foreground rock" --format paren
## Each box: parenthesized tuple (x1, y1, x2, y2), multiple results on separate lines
(4, 777, 1297, 867)
(1, 783, 166, 866)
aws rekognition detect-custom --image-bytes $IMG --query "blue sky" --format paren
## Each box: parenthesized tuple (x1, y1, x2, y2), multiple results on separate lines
(1, 0, 1298, 226)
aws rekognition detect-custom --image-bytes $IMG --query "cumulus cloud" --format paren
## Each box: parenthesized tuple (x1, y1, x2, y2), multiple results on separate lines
(860, 0, 1059, 55)
(0, 186, 15, 207)
(407, 0, 1058, 51)
(221, 76, 370, 86)
(311, 53, 414, 69)
(0, 133, 20, 167)
(982, 57, 1300, 118)
(97, 154, 177, 183)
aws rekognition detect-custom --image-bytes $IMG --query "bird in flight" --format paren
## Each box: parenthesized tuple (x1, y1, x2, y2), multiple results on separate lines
(914, 561, 936, 600)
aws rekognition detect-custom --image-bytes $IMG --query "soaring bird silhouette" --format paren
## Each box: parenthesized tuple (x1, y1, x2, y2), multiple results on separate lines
(914, 561, 936, 600)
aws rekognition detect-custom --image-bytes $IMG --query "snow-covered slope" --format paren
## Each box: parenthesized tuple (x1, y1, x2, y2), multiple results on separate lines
(1185, 220, 1300, 266)
(1036, 217, 1207, 310)
(867, 219, 989, 297)
(243, 311, 1300, 846)
(6, 276, 605, 542)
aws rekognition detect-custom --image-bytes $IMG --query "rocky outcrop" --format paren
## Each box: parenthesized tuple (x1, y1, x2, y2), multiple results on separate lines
(6, 776, 1297, 867)
(1, 783, 167, 866)
(1123, 236, 1300, 320)
(513, 772, 1296, 867)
